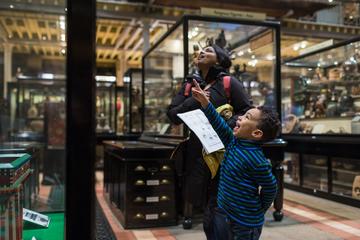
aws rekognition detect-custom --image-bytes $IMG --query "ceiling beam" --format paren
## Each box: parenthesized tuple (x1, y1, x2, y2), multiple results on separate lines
(112, 18, 135, 52)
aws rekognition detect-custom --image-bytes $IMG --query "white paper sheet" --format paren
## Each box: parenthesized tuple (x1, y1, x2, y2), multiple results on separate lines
(177, 109, 224, 154)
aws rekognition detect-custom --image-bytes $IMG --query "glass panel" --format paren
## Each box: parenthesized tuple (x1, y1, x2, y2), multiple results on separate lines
(303, 154, 328, 191)
(0, 1, 66, 238)
(143, 25, 184, 136)
(120, 69, 142, 134)
(332, 157, 360, 199)
(187, 20, 277, 109)
(284, 152, 300, 185)
(117, 85, 127, 134)
(282, 39, 360, 135)
(130, 70, 142, 133)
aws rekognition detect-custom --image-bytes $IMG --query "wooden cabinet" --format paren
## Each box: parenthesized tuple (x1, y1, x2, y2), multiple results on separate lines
(103, 140, 176, 228)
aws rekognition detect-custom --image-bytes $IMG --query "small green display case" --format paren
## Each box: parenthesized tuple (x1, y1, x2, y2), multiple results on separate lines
(0, 153, 32, 240)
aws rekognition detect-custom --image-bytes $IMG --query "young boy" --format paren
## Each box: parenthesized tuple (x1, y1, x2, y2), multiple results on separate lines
(191, 80, 280, 240)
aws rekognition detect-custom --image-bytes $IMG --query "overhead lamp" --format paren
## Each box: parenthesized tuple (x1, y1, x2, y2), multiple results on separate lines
(300, 41, 307, 49)
(237, 51, 244, 56)
(96, 75, 116, 82)
(9, 5, 14, 8)
(266, 54, 275, 61)
(41, 73, 54, 79)
(123, 76, 130, 83)
(328, 0, 333, 3)
(248, 59, 258, 67)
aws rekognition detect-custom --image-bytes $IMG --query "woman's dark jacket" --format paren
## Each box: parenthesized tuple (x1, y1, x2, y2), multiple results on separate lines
(167, 67, 252, 206)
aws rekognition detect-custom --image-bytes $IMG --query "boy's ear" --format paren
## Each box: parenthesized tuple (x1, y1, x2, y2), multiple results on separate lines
(252, 129, 263, 139)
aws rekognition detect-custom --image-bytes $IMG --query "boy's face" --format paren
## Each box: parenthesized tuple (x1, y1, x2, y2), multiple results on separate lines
(233, 108, 264, 140)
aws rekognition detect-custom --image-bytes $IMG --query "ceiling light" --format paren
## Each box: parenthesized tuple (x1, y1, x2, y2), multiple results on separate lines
(9, 5, 14, 8)
(300, 41, 307, 49)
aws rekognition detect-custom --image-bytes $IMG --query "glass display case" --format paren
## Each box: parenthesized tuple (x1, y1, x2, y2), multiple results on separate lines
(282, 36, 360, 135)
(282, 37, 360, 207)
(8, 76, 66, 143)
(96, 80, 116, 135)
(143, 15, 281, 137)
(121, 68, 143, 134)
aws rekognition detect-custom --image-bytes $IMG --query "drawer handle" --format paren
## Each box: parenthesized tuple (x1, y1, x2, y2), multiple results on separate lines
(161, 179, 170, 185)
(134, 213, 144, 219)
(135, 180, 145, 185)
(134, 165, 145, 171)
(160, 195, 169, 201)
(134, 197, 144, 202)
(160, 165, 171, 171)
(148, 167, 159, 174)
(160, 212, 168, 218)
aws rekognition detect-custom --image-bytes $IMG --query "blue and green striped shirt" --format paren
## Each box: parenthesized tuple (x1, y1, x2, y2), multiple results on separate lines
(203, 103, 277, 228)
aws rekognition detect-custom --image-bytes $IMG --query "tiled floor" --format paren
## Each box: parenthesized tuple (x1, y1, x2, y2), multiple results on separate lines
(95, 172, 360, 240)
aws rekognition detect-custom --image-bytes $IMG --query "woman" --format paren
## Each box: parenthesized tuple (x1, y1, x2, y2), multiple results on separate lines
(167, 43, 252, 234)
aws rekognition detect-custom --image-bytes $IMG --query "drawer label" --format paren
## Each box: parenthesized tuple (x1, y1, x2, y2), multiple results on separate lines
(146, 196, 159, 202)
(145, 214, 159, 220)
(146, 180, 159, 186)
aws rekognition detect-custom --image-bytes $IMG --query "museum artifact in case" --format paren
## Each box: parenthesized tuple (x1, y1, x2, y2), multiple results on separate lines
(282, 36, 360, 206)
(7, 76, 65, 143)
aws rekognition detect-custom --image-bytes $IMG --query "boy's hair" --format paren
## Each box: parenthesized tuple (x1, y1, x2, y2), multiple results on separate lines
(256, 106, 281, 141)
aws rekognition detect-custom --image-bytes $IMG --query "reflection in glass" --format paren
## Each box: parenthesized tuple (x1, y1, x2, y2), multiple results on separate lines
(143, 17, 279, 137)
(303, 154, 328, 192)
(282, 39, 360, 135)
(187, 20, 277, 109)
(284, 152, 300, 185)
(332, 157, 360, 199)
(0, 0, 66, 217)
(143, 25, 184, 136)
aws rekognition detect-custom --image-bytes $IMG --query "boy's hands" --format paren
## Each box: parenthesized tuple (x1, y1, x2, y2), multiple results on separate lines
(191, 79, 209, 108)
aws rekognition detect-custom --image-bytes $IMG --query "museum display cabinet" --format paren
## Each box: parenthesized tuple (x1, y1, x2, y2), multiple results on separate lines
(6, 76, 66, 198)
(282, 36, 360, 206)
(103, 139, 176, 228)
(141, 15, 286, 221)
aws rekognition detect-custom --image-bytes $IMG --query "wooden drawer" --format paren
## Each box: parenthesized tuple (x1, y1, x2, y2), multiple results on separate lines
(126, 177, 174, 193)
(124, 206, 176, 229)
(127, 161, 174, 177)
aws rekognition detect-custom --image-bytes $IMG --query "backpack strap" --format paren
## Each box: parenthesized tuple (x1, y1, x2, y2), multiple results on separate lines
(184, 82, 192, 97)
(223, 76, 231, 102)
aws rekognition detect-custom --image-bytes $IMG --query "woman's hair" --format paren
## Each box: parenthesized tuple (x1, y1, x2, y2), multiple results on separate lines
(212, 44, 232, 69)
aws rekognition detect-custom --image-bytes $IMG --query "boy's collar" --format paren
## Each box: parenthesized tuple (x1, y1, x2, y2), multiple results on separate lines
(236, 138, 263, 147)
